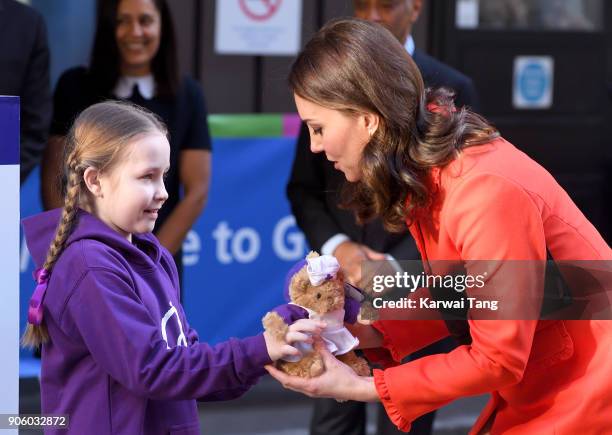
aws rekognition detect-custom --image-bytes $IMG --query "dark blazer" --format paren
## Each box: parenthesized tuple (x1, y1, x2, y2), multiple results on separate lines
(286, 48, 480, 260)
(0, 0, 51, 183)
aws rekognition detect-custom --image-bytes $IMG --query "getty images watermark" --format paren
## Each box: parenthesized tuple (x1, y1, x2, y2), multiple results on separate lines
(356, 259, 611, 321)
(371, 270, 498, 311)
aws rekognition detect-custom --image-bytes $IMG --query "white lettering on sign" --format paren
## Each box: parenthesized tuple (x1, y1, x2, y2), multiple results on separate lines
(273, 215, 305, 261)
(203, 216, 306, 265)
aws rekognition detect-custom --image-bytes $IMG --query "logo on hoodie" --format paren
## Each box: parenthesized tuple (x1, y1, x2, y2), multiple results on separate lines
(161, 301, 187, 349)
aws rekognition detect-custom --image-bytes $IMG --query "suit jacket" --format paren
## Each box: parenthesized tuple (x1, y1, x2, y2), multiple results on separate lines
(286, 48, 479, 260)
(366, 138, 611, 433)
(0, 0, 51, 183)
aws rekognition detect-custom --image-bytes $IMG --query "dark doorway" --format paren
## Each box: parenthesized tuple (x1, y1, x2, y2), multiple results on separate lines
(428, 0, 611, 242)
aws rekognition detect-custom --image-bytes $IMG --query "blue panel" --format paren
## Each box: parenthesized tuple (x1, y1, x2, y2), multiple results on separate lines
(182, 137, 309, 344)
(0, 96, 20, 165)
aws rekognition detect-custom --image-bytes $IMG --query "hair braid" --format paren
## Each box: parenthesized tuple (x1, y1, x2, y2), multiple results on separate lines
(43, 161, 82, 272)
(22, 155, 83, 349)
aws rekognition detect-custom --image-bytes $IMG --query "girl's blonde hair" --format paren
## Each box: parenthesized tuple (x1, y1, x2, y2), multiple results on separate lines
(22, 101, 167, 348)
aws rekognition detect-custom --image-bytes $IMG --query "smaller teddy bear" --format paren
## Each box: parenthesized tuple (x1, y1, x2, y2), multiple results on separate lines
(262, 252, 371, 378)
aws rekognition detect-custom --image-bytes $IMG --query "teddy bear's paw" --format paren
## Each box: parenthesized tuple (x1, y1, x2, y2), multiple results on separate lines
(338, 352, 371, 377)
(352, 358, 372, 377)
(308, 353, 325, 377)
(262, 311, 289, 341)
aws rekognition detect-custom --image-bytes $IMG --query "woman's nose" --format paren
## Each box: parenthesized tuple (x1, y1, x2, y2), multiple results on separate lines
(129, 21, 144, 37)
(310, 139, 324, 154)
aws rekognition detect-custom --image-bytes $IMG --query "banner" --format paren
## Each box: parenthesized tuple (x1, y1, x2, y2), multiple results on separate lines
(182, 115, 307, 343)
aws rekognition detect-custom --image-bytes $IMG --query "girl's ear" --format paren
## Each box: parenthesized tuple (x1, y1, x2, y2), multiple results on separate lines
(83, 167, 102, 198)
(363, 111, 380, 137)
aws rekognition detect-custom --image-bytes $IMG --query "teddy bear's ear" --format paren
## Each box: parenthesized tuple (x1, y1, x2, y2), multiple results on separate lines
(288, 268, 309, 300)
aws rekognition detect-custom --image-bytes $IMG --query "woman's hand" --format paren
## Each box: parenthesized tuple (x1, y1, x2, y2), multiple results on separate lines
(334, 241, 386, 285)
(264, 319, 326, 362)
(265, 341, 379, 402)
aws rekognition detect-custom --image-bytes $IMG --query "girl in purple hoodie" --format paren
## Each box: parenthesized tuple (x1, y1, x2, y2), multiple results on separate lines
(22, 101, 324, 435)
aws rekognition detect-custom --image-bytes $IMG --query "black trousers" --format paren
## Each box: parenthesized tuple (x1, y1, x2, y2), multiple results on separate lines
(310, 400, 435, 435)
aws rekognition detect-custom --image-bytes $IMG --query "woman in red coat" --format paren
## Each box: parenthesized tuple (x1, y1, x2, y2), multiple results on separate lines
(267, 18, 611, 434)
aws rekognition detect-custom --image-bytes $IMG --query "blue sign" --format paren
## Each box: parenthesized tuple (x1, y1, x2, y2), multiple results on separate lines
(0, 97, 20, 165)
(519, 63, 547, 102)
(513, 56, 554, 109)
(181, 136, 308, 343)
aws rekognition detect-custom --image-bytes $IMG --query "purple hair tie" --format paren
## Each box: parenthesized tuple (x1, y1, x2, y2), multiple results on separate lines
(28, 268, 50, 325)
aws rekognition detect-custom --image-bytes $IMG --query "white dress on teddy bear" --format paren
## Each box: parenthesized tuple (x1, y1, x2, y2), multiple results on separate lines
(283, 305, 359, 362)
(282, 255, 360, 363)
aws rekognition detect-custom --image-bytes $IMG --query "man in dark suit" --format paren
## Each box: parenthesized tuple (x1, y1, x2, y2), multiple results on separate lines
(286, 1, 480, 434)
(0, 0, 51, 184)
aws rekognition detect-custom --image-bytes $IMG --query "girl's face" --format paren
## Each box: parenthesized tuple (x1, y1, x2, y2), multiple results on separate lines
(89, 133, 170, 240)
(294, 93, 378, 182)
(116, 0, 161, 76)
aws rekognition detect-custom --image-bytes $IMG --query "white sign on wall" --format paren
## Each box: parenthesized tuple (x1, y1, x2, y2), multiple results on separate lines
(455, 0, 479, 29)
(215, 0, 303, 56)
(513, 56, 554, 109)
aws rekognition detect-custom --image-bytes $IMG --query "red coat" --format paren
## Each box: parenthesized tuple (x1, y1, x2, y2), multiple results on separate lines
(366, 138, 611, 434)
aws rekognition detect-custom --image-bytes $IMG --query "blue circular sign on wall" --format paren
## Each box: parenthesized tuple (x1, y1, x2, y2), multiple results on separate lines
(519, 62, 548, 102)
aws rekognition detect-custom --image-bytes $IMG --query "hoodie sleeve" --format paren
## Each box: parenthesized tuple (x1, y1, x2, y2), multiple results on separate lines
(173, 297, 261, 402)
(63, 266, 272, 401)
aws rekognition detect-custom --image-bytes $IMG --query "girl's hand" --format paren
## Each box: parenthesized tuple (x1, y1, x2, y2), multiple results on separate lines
(264, 319, 326, 362)
(265, 341, 379, 402)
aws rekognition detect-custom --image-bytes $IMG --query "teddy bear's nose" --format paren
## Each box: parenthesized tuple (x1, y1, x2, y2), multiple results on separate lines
(316, 293, 321, 299)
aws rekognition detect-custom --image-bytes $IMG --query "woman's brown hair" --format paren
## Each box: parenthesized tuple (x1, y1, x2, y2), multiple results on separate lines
(22, 101, 167, 349)
(289, 18, 499, 232)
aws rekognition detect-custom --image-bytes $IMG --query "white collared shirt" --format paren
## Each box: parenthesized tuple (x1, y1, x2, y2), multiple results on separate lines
(113, 75, 156, 100)
(405, 35, 415, 56)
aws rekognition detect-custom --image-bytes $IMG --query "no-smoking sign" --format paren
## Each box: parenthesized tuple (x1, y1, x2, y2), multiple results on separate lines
(239, 0, 283, 21)
(215, 0, 302, 55)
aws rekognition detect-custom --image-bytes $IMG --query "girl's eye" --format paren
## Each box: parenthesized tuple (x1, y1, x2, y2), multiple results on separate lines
(142, 174, 153, 180)
(312, 127, 323, 136)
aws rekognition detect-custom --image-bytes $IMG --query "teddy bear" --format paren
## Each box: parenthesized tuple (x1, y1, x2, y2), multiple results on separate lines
(262, 251, 371, 378)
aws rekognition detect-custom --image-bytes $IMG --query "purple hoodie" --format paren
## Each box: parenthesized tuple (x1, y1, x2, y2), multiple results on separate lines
(22, 209, 272, 435)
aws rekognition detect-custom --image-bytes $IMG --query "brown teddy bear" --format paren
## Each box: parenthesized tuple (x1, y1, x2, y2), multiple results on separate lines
(262, 252, 371, 378)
